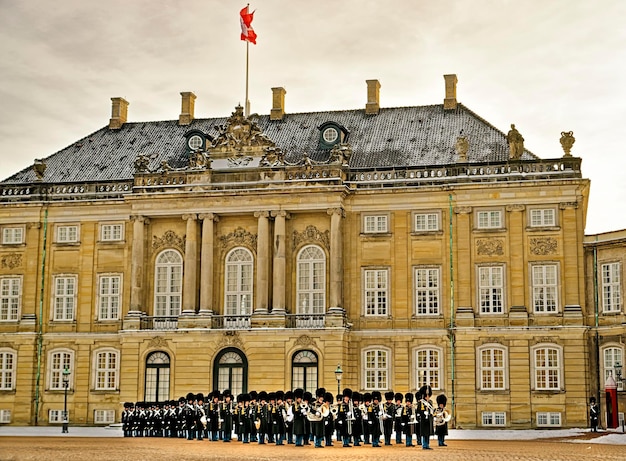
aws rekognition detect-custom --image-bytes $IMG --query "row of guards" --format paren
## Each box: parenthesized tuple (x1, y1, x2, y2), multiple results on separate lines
(121, 385, 452, 448)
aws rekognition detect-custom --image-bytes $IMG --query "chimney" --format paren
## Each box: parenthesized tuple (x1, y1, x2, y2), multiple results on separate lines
(270, 87, 286, 120)
(179, 91, 197, 126)
(443, 74, 458, 110)
(365, 79, 381, 115)
(109, 97, 129, 129)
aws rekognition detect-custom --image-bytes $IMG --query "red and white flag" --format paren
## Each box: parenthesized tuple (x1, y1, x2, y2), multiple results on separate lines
(240, 5, 257, 44)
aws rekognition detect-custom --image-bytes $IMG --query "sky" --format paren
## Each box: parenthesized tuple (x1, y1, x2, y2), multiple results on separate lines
(0, 0, 624, 234)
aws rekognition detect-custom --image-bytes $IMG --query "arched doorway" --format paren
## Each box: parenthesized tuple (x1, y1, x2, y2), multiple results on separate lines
(292, 350, 318, 393)
(213, 348, 247, 396)
(145, 351, 170, 403)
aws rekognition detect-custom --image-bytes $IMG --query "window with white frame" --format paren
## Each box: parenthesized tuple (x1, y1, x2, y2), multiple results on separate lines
(224, 247, 253, 317)
(100, 223, 124, 242)
(416, 348, 441, 390)
(479, 266, 504, 314)
(94, 349, 119, 391)
(532, 264, 558, 313)
(363, 214, 388, 234)
(48, 350, 72, 390)
(414, 212, 439, 232)
(154, 250, 183, 317)
(482, 411, 506, 426)
(0, 277, 21, 321)
(536, 412, 561, 427)
(0, 409, 11, 423)
(2, 227, 23, 244)
(476, 210, 502, 229)
(53, 275, 77, 321)
(97, 274, 121, 320)
(601, 262, 621, 313)
(364, 348, 388, 390)
(414, 267, 440, 315)
(56, 225, 79, 243)
(94, 409, 115, 424)
(603, 347, 624, 391)
(533, 345, 561, 390)
(0, 349, 16, 390)
(529, 208, 556, 227)
(296, 245, 326, 315)
(49, 409, 64, 423)
(364, 268, 389, 316)
(479, 346, 507, 390)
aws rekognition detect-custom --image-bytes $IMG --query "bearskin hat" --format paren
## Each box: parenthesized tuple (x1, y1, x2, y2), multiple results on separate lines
(303, 391, 313, 402)
(324, 392, 334, 403)
(385, 391, 395, 401)
(590, 396, 596, 403)
(419, 385, 433, 399)
(258, 391, 268, 401)
(223, 389, 232, 399)
(315, 387, 326, 398)
(363, 392, 372, 403)
(178, 396, 186, 404)
(186, 392, 195, 401)
(343, 388, 353, 399)
(436, 394, 447, 406)
(267, 392, 276, 401)
(394, 392, 404, 402)
(405, 392, 414, 403)
(352, 391, 361, 402)
(196, 393, 204, 402)
(276, 390, 285, 401)
(211, 390, 221, 400)
(249, 390, 258, 400)
(293, 388, 304, 400)
(336, 394, 343, 403)
(285, 390, 294, 400)
(372, 390, 382, 401)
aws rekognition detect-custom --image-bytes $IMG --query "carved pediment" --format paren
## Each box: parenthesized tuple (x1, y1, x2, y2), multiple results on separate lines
(530, 237, 558, 255)
(211, 105, 275, 155)
(293, 225, 330, 251)
(1, 253, 23, 269)
(220, 227, 257, 251)
(152, 230, 185, 253)
(476, 238, 504, 256)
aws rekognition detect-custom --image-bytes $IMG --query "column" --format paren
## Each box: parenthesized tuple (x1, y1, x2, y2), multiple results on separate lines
(327, 208, 344, 313)
(271, 210, 290, 314)
(129, 215, 148, 314)
(254, 211, 270, 313)
(561, 202, 581, 309)
(198, 213, 218, 315)
(182, 214, 198, 315)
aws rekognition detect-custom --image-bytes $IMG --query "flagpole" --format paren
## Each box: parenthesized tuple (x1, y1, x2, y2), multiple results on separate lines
(245, 39, 250, 117)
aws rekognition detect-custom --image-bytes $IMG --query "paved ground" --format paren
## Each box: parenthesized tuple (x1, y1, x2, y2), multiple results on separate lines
(0, 429, 624, 461)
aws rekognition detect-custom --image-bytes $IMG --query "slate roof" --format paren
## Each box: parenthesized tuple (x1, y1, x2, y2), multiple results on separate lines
(1, 103, 537, 184)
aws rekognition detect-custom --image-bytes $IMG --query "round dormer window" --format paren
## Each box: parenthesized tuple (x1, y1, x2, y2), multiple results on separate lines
(188, 135, 204, 150)
(322, 127, 339, 144)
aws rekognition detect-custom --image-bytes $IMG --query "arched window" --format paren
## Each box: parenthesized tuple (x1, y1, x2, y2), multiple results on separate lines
(603, 346, 624, 391)
(477, 344, 508, 390)
(415, 347, 442, 390)
(224, 248, 253, 317)
(0, 348, 17, 390)
(214, 348, 247, 396)
(154, 250, 183, 317)
(292, 350, 318, 393)
(145, 351, 170, 403)
(296, 245, 326, 315)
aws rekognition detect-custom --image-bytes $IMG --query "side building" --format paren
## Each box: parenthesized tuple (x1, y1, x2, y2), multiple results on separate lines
(0, 75, 611, 429)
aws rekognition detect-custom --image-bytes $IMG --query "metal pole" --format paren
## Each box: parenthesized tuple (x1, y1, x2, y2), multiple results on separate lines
(245, 40, 250, 117)
(62, 380, 68, 433)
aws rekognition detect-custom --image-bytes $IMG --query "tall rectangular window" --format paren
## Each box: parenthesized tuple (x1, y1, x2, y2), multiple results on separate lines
(479, 266, 503, 314)
(364, 269, 388, 316)
(98, 275, 121, 320)
(416, 348, 440, 390)
(603, 347, 624, 391)
(0, 277, 21, 321)
(477, 210, 502, 229)
(363, 215, 388, 234)
(530, 209, 556, 227)
(601, 262, 621, 313)
(532, 264, 558, 313)
(415, 267, 439, 315)
(53, 276, 76, 321)
(57, 225, 78, 243)
(480, 347, 506, 390)
(95, 350, 118, 390)
(0, 351, 16, 390)
(534, 347, 560, 390)
(2, 227, 23, 244)
(364, 349, 388, 389)
(49, 351, 72, 390)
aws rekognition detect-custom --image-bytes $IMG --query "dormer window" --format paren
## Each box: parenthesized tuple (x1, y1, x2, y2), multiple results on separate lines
(183, 130, 210, 153)
(188, 135, 203, 150)
(318, 122, 348, 150)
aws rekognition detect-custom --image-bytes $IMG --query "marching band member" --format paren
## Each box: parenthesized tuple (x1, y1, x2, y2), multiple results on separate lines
(361, 392, 372, 444)
(336, 388, 353, 447)
(184, 393, 196, 440)
(122, 402, 134, 437)
(234, 394, 244, 441)
(302, 391, 313, 445)
(176, 397, 187, 438)
(323, 392, 335, 447)
(369, 391, 383, 447)
(382, 391, 395, 445)
(221, 390, 234, 442)
(272, 391, 286, 445)
(417, 385, 434, 450)
(256, 391, 269, 444)
(194, 394, 205, 441)
(292, 388, 306, 447)
(209, 391, 221, 441)
(434, 393, 449, 446)
(393, 392, 404, 445)
(351, 391, 363, 446)
(402, 392, 417, 446)
(284, 390, 295, 444)
(249, 391, 258, 442)
(311, 388, 326, 448)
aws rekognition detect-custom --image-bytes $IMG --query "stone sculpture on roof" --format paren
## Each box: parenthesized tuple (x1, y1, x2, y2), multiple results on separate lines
(330, 143, 353, 166)
(211, 105, 275, 151)
(559, 131, 575, 157)
(506, 124, 524, 160)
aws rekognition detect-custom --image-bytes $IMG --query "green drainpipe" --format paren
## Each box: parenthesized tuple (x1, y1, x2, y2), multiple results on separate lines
(593, 237, 600, 419)
(34, 208, 48, 425)
(448, 194, 455, 425)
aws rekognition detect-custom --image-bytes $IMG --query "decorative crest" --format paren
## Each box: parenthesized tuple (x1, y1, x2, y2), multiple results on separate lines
(329, 143, 353, 166)
(211, 105, 275, 151)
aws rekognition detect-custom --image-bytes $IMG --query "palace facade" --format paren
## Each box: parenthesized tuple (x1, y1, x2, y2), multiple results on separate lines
(0, 75, 624, 429)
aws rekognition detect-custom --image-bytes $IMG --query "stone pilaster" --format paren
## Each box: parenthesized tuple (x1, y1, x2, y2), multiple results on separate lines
(182, 214, 198, 315)
(454, 206, 472, 314)
(129, 215, 148, 314)
(506, 204, 526, 311)
(199, 213, 218, 315)
(254, 211, 270, 313)
(327, 208, 344, 313)
(560, 202, 582, 315)
(271, 210, 290, 314)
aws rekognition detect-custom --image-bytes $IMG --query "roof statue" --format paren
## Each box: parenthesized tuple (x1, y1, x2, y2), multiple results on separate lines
(211, 105, 275, 151)
(455, 136, 469, 163)
(506, 124, 524, 160)
(560, 131, 575, 157)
